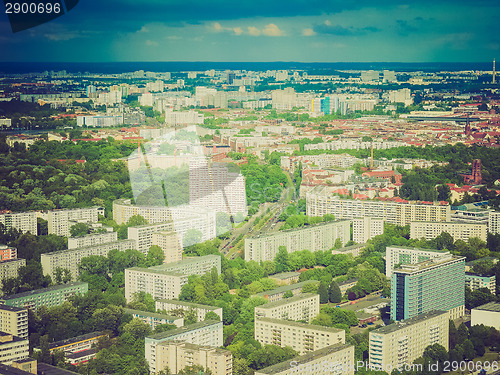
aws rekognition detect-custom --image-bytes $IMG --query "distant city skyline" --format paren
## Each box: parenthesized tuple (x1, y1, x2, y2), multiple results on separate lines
(0, 0, 499, 62)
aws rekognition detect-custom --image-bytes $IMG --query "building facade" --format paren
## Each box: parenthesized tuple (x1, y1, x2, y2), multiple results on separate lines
(410, 221, 487, 242)
(67, 232, 118, 249)
(155, 341, 232, 375)
(0, 306, 27, 339)
(471, 302, 500, 330)
(369, 310, 449, 372)
(255, 318, 345, 355)
(145, 321, 223, 373)
(124, 309, 184, 329)
(391, 255, 465, 321)
(254, 294, 320, 323)
(254, 344, 355, 375)
(155, 300, 223, 322)
(41, 239, 136, 281)
(465, 272, 496, 293)
(0, 212, 37, 235)
(352, 217, 384, 244)
(306, 189, 451, 226)
(151, 231, 182, 263)
(385, 246, 449, 278)
(47, 207, 101, 237)
(0, 333, 29, 366)
(0, 282, 88, 310)
(245, 221, 351, 262)
(125, 268, 187, 302)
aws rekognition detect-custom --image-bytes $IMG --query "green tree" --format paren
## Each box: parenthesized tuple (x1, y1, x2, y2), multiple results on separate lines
(328, 280, 342, 303)
(283, 290, 293, 298)
(146, 245, 165, 266)
(204, 311, 220, 321)
(318, 281, 329, 304)
(275, 246, 290, 273)
(70, 223, 90, 237)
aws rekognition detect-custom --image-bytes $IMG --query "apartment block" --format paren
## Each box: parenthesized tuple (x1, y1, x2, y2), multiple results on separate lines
(47, 207, 101, 237)
(488, 211, 500, 234)
(155, 300, 223, 322)
(0, 260, 26, 295)
(369, 310, 449, 372)
(255, 318, 345, 355)
(125, 267, 187, 302)
(385, 246, 449, 278)
(128, 216, 216, 255)
(189, 157, 247, 219)
(149, 255, 221, 276)
(352, 217, 384, 244)
(0, 332, 29, 366)
(67, 231, 118, 249)
(41, 239, 136, 281)
(465, 272, 496, 294)
(155, 341, 232, 375)
(391, 254, 465, 321)
(0, 212, 37, 235)
(254, 294, 320, 323)
(0, 282, 88, 310)
(151, 231, 182, 263)
(145, 321, 223, 373)
(410, 221, 487, 242)
(471, 301, 500, 330)
(0, 246, 17, 262)
(245, 221, 351, 262)
(255, 281, 320, 302)
(306, 188, 451, 226)
(124, 309, 184, 329)
(254, 344, 355, 375)
(0, 306, 27, 339)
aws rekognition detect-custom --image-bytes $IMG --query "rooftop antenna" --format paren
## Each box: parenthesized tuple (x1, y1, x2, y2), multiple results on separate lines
(493, 59, 496, 84)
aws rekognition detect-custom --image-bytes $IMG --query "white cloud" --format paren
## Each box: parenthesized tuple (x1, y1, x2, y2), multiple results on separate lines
(233, 27, 243, 35)
(302, 28, 316, 36)
(248, 26, 261, 36)
(145, 40, 159, 46)
(263, 23, 283, 36)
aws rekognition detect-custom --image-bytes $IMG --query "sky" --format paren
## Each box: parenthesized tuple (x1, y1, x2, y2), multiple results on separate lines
(0, 0, 499, 62)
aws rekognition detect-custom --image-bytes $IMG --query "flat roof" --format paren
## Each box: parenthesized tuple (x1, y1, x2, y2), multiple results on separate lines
(48, 332, 105, 350)
(256, 281, 319, 297)
(0, 282, 88, 301)
(394, 255, 465, 273)
(156, 299, 220, 311)
(256, 317, 343, 334)
(149, 254, 220, 271)
(268, 272, 300, 280)
(0, 305, 26, 312)
(37, 362, 80, 374)
(146, 320, 221, 341)
(255, 344, 353, 374)
(473, 301, 500, 313)
(371, 310, 448, 334)
(124, 308, 181, 321)
(387, 245, 448, 254)
(255, 293, 318, 310)
(249, 220, 350, 239)
(126, 267, 185, 277)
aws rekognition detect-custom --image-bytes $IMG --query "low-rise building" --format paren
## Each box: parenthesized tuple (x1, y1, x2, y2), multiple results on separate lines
(255, 281, 319, 303)
(465, 272, 496, 294)
(268, 272, 300, 286)
(254, 344, 355, 375)
(46, 332, 106, 354)
(337, 279, 358, 296)
(0, 282, 88, 310)
(155, 300, 223, 322)
(255, 318, 345, 355)
(145, 321, 223, 373)
(369, 310, 449, 372)
(155, 341, 232, 375)
(254, 294, 320, 323)
(471, 302, 500, 330)
(124, 309, 184, 329)
(331, 243, 367, 258)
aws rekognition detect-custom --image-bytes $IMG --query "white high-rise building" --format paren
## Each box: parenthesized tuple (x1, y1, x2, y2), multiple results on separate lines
(47, 207, 101, 237)
(189, 157, 247, 220)
(385, 246, 449, 278)
(410, 221, 487, 242)
(489, 211, 500, 234)
(353, 217, 384, 244)
(0, 212, 37, 235)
